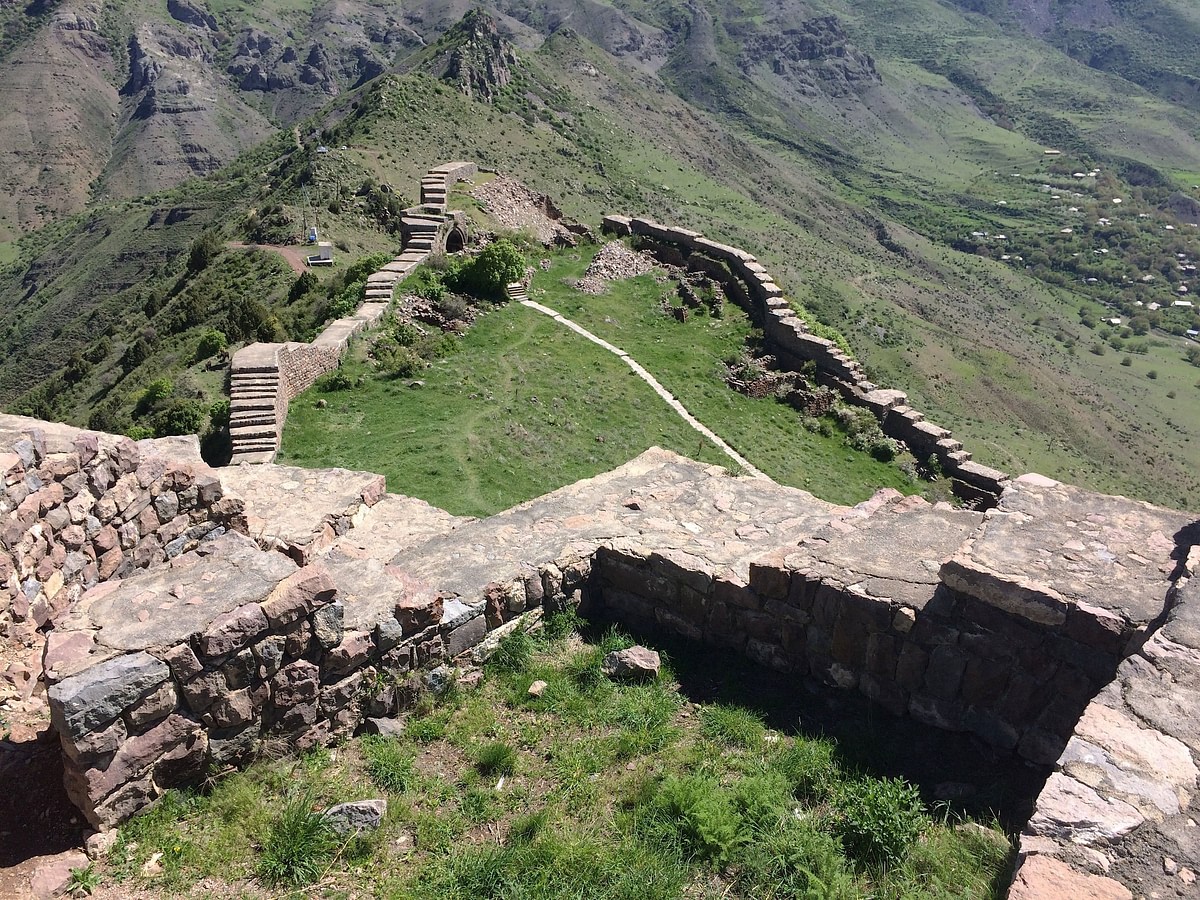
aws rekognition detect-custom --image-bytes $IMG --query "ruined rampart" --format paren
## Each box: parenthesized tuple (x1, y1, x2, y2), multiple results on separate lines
(1, 415, 245, 634)
(227, 162, 479, 464)
(0, 408, 1195, 897)
(602, 214, 1010, 503)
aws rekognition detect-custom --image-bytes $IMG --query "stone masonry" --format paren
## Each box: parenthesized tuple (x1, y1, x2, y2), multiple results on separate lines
(227, 162, 478, 464)
(5, 402, 1192, 897)
(601, 215, 1009, 503)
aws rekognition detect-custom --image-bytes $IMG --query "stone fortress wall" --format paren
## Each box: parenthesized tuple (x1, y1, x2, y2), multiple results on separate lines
(1, 400, 1190, 897)
(226, 162, 478, 464)
(2, 167, 1197, 898)
(602, 215, 1010, 504)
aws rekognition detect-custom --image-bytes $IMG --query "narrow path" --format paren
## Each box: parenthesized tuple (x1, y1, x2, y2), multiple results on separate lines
(511, 289, 767, 479)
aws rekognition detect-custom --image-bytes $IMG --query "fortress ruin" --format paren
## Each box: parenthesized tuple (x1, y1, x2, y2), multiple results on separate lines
(2, 164, 1197, 898)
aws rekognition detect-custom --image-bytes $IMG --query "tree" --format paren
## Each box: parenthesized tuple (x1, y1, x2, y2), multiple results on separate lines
(458, 238, 525, 300)
(187, 229, 224, 274)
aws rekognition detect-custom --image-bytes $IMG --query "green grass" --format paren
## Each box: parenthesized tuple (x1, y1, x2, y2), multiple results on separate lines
(281, 247, 920, 514)
(86, 622, 1012, 899)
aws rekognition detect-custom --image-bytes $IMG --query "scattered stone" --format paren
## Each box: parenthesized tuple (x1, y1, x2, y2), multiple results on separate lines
(601, 645, 661, 680)
(528, 679, 548, 697)
(1164, 856, 1179, 876)
(457, 670, 483, 689)
(322, 799, 386, 836)
(423, 665, 453, 695)
(84, 829, 119, 860)
(577, 241, 658, 293)
(362, 717, 405, 739)
(28, 849, 88, 900)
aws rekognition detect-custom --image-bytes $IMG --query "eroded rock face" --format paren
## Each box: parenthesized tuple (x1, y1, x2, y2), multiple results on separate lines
(738, 17, 881, 97)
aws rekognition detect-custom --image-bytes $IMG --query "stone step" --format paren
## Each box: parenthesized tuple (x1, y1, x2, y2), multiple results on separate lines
(946, 449, 973, 465)
(407, 240, 434, 252)
(230, 388, 278, 400)
(230, 378, 280, 391)
(402, 215, 443, 228)
(230, 398, 275, 413)
(936, 437, 964, 454)
(230, 412, 277, 428)
(230, 361, 278, 375)
(418, 204, 446, 215)
(227, 450, 276, 465)
(230, 423, 279, 441)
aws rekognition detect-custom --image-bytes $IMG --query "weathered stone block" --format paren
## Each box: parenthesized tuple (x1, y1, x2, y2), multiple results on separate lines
(260, 566, 336, 628)
(748, 561, 790, 601)
(324, 630, 373, 678)
(923, 646, 967, 700)
(271, 660, 320, 710)
(959, 656, 1010, 707)
(49, 652, 170, 738)
(194, 602, 267, 661)
(892, 643, 926, 696)
(202, 688, 255, 730)
(125, 681, 178, 730)
(320, 671, 363, 716)
(445, 614, 486, 659)
(181, 668, 226, 713)
(713, 577, 760, 611)
(395, 593, 440, 634)
(313, 601, 344, 649)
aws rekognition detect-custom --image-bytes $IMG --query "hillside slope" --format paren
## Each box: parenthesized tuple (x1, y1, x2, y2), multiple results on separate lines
(2, 4, 1200, 509)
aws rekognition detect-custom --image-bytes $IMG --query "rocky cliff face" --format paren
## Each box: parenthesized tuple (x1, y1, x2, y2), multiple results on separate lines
(738, 17, 881, 98)
(423, 9, 518, 102)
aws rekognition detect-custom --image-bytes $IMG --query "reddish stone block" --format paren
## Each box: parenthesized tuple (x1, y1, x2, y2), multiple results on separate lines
(198, 603, 268, 659)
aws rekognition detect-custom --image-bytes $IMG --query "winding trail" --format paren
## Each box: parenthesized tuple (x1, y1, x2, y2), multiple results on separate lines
(507, 284, 767, 479)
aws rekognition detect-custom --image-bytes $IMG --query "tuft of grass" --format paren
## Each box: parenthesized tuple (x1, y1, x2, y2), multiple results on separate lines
(256, 790, 340, 887)
(700, 703, 766, 749)
(66, 864, 102, 897)
(487, 627, 537, 674)
(474, 741, 518, 777)
(361, 735, 416, 794)
(771, 737, 839, 802)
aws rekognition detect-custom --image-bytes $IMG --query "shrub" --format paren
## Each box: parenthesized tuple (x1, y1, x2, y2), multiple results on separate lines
(641, 774, 745, 866)
(257, 790, 339, 887)
(152, 400, 206, 437)
(362, 735, 416, 794)
(187, 229, 223, 274)
(474, 742, 517, 776)
(193, 329, 227, 362)
(317, 371, 354, 392)
(833, 777, 926, 869)
(1147, 369, 1159, 379)
(1121, 355, 1133, 366)
(454, 238, 525, 300)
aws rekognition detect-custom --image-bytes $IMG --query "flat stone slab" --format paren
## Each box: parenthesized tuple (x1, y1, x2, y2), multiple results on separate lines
(386, 447, 839, 605)
(941, 475, 1192, 628)
(220, 463, 385, 559)
(1019, 548, 1200, 897)
(58, 533, 296, 652)
(331, 494, 471, 563)
(785, 497, 984, 610)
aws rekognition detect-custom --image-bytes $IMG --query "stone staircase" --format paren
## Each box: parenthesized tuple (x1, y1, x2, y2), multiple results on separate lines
(228, 345, 284, 464)
(226, 162, 480, 465)
(505, 282, 529, 303)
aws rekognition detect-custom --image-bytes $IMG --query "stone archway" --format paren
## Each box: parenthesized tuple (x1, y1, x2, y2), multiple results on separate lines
(444, 225, 466, 254)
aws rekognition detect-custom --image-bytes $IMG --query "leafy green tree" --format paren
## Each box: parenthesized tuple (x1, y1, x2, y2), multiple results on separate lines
(187, 229, 224, 274)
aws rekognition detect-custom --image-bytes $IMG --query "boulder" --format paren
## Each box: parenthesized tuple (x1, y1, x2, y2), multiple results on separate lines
(601, 645, 661, 680)
(321, 798, 386, 836)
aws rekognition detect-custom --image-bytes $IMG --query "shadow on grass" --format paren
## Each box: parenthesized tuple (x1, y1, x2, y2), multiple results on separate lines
(581, 615, 1048, 836)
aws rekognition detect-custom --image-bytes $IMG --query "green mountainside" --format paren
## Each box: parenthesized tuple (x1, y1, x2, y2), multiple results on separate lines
(3, 0, 1200, 508)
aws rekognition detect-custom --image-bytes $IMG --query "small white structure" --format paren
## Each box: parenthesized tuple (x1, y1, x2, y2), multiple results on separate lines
(307, 241, 334, 267)
(1173, 299, 1193, 307)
